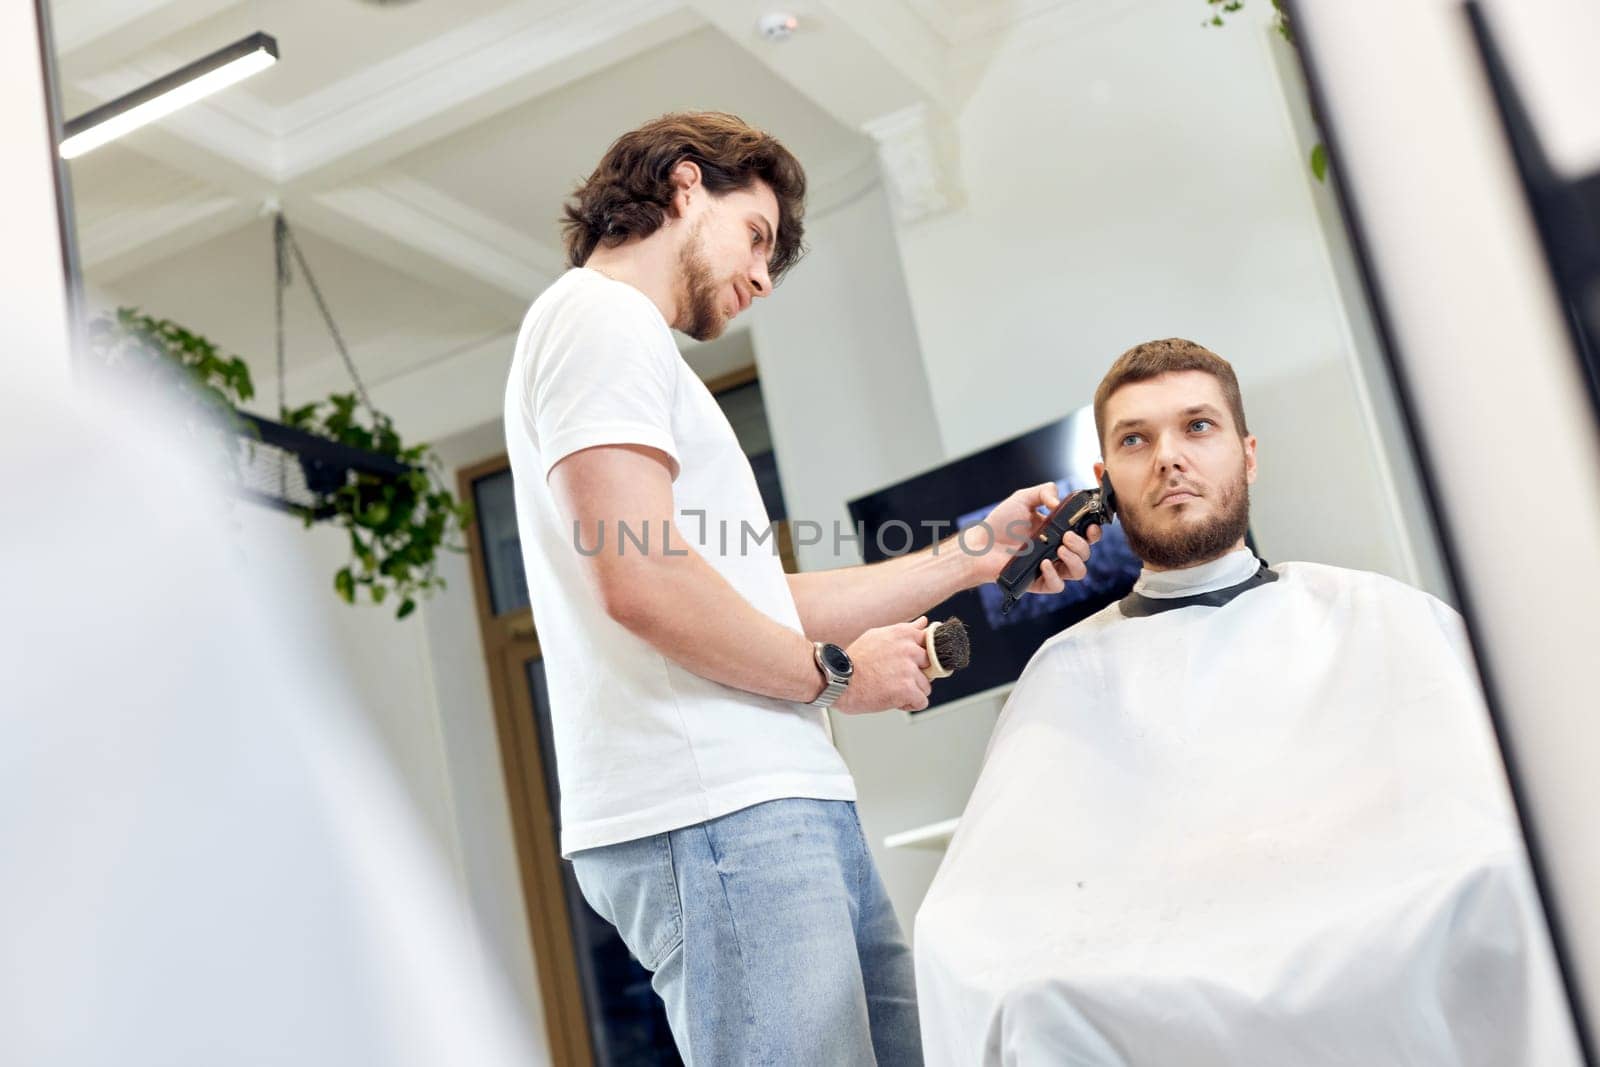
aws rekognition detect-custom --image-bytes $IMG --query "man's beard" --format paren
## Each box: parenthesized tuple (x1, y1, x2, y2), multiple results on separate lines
(1119, 464, 1251, 570)
(676, 223, 728, 342)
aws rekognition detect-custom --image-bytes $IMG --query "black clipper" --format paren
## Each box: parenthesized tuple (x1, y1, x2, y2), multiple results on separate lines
(995, 472, 1118, 614)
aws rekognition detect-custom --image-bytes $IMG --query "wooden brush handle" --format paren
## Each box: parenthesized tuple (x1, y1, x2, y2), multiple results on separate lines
(923, 621, 953, 680)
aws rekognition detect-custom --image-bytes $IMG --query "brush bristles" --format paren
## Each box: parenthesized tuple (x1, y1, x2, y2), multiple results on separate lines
(931, 616, 971, 671)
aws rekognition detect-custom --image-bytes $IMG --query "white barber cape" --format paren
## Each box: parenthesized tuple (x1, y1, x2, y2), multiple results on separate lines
(915, 551, 1578, 1066)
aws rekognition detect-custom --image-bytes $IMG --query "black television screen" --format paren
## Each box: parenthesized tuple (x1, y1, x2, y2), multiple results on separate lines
(847, 405, 1143, 712)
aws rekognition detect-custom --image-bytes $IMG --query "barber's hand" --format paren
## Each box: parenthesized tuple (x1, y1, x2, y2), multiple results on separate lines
(963, 482, 1100, 593)
(835, 617, 932, 714)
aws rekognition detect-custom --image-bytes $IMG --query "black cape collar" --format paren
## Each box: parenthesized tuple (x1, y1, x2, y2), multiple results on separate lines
(1118, 561, 1279, 619)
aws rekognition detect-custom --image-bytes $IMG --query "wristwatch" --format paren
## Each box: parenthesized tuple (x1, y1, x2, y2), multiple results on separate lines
(809, 642, 854, 708)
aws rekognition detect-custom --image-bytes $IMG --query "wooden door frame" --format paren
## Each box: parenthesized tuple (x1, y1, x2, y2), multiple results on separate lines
(458, 453, 593, 1067)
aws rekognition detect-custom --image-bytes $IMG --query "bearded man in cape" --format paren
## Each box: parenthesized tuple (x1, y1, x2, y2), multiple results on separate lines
(914, 339, 1577, 1066)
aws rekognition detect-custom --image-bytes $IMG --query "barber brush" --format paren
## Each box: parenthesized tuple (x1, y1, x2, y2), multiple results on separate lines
(996, 471, 1119, 615)
(923, 616, 971, 680)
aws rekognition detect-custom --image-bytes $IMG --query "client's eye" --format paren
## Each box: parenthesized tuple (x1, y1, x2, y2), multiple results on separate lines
(1190, 419, 1213, 433)
(1120, 434, 1143, 448)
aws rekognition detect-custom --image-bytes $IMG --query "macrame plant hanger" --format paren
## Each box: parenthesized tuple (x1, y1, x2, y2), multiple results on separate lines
(235, 212, 412, 520)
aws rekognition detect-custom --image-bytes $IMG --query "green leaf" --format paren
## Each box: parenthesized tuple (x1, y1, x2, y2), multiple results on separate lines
(335, 567, 356, 604)
(396, 598, 417, 619)
(1310, 142, 1329, 183)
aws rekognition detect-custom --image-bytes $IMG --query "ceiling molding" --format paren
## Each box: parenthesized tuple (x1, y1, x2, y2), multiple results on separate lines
(861, 103, 964, 225)
(292, 176, 555, 321)
(366, 175, 566, 278)
(60, 0, 701, 190)
(79, 194, 258, 282)
(58, 0, 701, 334)
(276, 0, 701, 184)
(61, 0, 932, 416)
(278, 0, 682, 133)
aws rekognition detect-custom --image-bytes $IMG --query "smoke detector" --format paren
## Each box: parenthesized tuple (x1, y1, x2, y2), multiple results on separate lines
(757, 12, 800, 42)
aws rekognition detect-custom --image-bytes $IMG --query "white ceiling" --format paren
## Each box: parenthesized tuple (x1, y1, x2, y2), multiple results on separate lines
(391, 25, 876, 251)
(50, 0, 1074, 415)
(108, 218, 510, 381)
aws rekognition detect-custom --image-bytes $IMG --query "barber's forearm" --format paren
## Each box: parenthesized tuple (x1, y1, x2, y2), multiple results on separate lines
(788, 536, 979, 646)
(601, 544, 823, 704)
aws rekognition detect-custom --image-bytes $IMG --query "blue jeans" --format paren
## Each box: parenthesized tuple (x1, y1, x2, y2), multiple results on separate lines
(571, 798, 923, 1065)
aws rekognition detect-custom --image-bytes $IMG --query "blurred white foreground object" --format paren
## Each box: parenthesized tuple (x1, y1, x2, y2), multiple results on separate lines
(0, 365, 545, 1067)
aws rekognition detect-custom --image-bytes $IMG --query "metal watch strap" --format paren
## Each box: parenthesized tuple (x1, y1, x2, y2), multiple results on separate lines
(809, 642, 849, 708)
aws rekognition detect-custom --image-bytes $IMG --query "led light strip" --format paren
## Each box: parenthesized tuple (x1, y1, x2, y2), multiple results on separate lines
(60, 32, 278, 160)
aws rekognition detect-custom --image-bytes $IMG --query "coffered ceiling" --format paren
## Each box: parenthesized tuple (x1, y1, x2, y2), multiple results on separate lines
(51, 0, 1082, 414)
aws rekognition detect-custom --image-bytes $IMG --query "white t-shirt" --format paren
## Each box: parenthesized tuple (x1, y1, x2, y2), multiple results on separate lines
(504, 268, 855, 856)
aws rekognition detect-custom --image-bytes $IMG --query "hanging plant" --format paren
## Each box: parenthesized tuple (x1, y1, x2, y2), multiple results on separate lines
(86, 305, 472, 621)
(281, 394, 472, 619)
(87, 307, 256, 431)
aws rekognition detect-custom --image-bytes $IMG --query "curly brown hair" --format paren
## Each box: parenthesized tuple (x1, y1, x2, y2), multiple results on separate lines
(1093, 338, 1249, 450)
(560, 111, 807, 281)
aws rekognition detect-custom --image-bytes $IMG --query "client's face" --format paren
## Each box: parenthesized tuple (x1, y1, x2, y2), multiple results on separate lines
(1096, 371, 1257, 571)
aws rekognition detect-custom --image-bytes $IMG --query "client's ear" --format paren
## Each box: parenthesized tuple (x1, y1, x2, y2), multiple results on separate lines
(1093, 460, 1106, 481)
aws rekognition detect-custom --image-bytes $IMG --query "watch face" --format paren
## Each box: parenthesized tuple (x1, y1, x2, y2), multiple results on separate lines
(821, 643, 853, 676)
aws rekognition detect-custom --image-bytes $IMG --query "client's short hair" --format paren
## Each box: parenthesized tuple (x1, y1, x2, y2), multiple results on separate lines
(1093, 338, 1248, 450)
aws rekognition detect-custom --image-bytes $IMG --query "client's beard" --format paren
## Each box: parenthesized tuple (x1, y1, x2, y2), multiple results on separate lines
(1120, 465, 1251, 570)
(676, 223, 727, 342)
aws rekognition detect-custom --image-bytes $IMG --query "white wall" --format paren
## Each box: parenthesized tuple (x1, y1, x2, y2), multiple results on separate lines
(900, 2, 1418, 580)
(425, 420, 552, 1056)
(71, 272, 548, 1050)
(749, 181, 945, 566)
(750, 1, 1446, 930)
(224, 493, 551, 1063)
(73, 256, 549, 1047)
(1262, 27, 1452, 602)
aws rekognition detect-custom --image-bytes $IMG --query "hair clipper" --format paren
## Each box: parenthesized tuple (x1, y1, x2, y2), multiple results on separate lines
(996, 472, 1118, 614)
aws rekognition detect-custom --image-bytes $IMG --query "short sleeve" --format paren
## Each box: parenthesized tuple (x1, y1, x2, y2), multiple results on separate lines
(525, 293, 681, 481)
